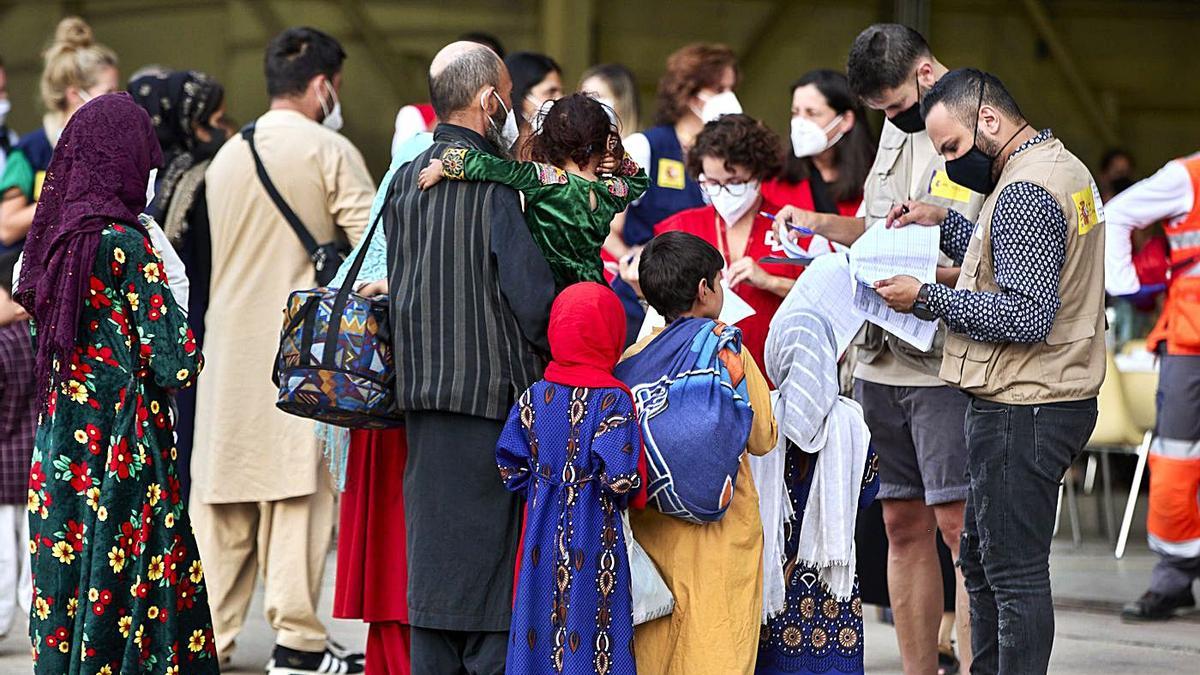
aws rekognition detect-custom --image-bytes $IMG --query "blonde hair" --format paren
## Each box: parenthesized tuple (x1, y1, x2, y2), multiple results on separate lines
(40, 17, 118, 113)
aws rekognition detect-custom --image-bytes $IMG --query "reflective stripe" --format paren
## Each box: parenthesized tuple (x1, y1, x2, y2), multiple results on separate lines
(1148, 533, 1200, 558)
(1168, 229, 1200, 250)
(1149, 436, 1200, 459)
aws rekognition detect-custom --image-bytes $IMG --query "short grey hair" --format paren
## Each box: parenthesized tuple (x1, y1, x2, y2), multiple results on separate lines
(429, 47, 503, 119)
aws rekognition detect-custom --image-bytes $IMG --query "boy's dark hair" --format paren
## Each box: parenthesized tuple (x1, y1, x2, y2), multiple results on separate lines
(639, 231, 724, 322)
(0, 249, 18, 295)
(846, 23, 930, 101)
(686, 113, 782, 181)
(921, 68, 1023, 125)
(529, 93, 623, 169)
(264, 27, 346, 98)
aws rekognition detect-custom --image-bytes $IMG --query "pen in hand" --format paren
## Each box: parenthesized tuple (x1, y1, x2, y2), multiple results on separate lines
(759, 210, 813, 236)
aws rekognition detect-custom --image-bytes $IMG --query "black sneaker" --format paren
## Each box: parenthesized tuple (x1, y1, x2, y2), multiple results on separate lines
(1120, 589, 1196, 622)
(325, 638, 365, 663)
(266, 645, 365, 674)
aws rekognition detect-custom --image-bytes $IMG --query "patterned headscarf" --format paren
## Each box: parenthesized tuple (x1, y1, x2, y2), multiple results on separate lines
(128, 70, 224, 223)
(17, 92, 161, 400)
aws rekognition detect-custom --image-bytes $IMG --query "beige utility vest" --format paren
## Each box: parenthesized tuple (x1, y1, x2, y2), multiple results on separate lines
(940, 136, 1107, 404)
(855, 120, 986, 379)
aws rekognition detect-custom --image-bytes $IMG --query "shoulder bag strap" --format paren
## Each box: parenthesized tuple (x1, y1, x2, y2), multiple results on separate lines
(241, 122, 320, 256)
(321, 175, 398, 368)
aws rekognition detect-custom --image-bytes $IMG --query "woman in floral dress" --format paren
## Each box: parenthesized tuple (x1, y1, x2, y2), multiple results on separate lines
(19, 93, 218, 674)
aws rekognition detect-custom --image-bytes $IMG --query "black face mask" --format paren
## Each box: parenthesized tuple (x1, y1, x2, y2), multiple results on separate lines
(889, 73, 925, 133)
(944, 82, 1028, 195)
(192, 125, 228, 162)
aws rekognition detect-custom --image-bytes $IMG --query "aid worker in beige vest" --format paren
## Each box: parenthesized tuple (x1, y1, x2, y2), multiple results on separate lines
(776, 24, 984, 675)
(876, 68, 1105, 675)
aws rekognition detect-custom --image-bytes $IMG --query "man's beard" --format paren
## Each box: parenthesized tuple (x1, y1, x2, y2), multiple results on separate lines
(485, 109, 512, 159)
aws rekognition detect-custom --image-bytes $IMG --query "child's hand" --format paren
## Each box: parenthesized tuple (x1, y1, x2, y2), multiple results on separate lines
(417, 159, 445, 190)
(597, 152, 618, 175)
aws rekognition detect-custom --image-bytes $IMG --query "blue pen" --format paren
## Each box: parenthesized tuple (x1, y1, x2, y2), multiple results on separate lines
(759, 210, 814, 236)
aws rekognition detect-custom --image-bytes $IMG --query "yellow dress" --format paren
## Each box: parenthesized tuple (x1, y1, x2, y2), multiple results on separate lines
(624, 329, 777, 675)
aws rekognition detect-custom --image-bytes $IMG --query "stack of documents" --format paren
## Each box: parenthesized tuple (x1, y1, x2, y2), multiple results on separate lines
(772, 220, 942, 354)
(847, 222, 940, 351)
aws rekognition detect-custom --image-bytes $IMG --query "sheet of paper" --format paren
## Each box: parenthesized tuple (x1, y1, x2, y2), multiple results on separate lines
(636, 279, 757, 341)
(851, 280, 937, 351)
(849, 219, 940, 285)
(718, 279, 756, 325)
(782, 230, 836, 262)
(842, 220, 941, 351)
(772, 252, 862, 357)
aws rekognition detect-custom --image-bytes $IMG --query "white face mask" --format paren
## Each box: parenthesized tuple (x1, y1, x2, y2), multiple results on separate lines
(483, 90, 519, 150)
(318, 79, 343, 131)
(696, 90, 742, 123)
(705, 178, 760, 226)
(790, 114, 845, 158)
(0, 98, 9, 127)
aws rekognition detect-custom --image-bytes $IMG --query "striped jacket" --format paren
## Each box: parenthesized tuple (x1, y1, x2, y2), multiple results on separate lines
(385, 124, 554, 420)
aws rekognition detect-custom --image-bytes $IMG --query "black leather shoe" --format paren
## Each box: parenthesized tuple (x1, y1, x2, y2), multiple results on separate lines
(1120, 589, 1196, 622)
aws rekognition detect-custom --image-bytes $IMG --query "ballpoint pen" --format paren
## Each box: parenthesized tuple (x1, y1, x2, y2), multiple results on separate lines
(759, 210, 814, 235)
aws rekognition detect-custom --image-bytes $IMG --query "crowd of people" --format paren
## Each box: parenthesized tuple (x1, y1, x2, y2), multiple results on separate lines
(0, 12, 1195, 675)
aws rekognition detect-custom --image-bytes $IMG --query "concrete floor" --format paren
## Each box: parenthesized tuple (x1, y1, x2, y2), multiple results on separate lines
(2, 496, 1197, 673)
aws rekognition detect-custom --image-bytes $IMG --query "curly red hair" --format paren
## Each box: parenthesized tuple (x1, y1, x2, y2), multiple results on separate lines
(686, 114, 783, 181)
(654, 43, 738, 126)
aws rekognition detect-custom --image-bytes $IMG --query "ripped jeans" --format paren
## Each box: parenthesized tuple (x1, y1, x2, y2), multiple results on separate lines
(960, 397, 1097, 675)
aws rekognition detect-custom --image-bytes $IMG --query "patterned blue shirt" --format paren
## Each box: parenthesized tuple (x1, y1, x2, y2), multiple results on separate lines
(926, 129, 1067, 344)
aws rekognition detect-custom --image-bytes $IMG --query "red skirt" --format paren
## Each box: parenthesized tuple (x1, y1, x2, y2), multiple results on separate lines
(333, 428, 410, 674)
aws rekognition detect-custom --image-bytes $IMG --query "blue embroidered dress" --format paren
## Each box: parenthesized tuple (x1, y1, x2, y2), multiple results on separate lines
(497, 382, 642, 675)
(756, 446, 879, 675)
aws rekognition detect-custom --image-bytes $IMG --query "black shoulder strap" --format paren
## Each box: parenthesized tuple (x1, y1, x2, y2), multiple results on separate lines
(241, 122, 319, 255)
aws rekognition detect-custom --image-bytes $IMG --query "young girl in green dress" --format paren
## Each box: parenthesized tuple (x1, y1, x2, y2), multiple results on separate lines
(418, 93, 648, 288)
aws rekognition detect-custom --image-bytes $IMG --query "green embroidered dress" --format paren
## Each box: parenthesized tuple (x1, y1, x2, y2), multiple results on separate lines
(27, 225, 218, 674)
(440, 148, 648, 287)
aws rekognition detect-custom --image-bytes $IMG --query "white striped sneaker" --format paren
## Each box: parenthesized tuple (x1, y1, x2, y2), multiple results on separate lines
(325, 638, 365, 663)
(266, 646, 364, 674)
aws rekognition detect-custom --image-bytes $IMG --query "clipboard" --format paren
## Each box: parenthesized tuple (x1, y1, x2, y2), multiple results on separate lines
(759, 256, 814, 266)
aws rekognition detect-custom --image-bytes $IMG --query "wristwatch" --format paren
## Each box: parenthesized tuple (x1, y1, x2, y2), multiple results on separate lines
(912, 283, 937, 321)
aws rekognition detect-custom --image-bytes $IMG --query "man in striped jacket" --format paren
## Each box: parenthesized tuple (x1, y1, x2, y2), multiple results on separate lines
(384, 41, 555, 674)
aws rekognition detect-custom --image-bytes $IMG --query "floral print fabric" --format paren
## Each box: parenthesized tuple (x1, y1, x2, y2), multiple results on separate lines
(27, 225, 217, 674)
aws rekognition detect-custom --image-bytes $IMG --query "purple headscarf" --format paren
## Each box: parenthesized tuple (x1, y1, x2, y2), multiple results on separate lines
(16, 92, 162, 399)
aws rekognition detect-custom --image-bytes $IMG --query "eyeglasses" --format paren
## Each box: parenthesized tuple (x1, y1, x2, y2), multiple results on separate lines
(699, 177, 754, 198)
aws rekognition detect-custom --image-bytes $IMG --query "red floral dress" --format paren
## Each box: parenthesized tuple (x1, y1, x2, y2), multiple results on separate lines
(26, 225, 218, 674)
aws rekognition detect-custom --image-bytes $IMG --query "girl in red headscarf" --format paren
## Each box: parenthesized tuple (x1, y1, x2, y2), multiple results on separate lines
(495, 283, 643, 675)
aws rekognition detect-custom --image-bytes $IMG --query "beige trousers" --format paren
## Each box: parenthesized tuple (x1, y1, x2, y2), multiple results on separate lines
(190, 477, 335, 657)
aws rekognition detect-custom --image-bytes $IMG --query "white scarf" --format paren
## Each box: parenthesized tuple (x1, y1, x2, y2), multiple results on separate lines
(764, 308, 870, 601)
(795, 397, 870, 601)
(751, 443, 792, 622)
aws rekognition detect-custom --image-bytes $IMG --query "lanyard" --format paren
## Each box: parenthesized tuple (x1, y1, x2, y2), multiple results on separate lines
(714, 211, 734, 271)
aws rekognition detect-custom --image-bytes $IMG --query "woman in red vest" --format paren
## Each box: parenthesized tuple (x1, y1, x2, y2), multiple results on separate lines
(648, 113, 797, 363)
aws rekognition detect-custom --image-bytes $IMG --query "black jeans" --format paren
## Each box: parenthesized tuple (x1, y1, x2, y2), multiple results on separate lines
(960, 397, 1097, 675)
